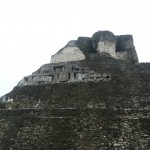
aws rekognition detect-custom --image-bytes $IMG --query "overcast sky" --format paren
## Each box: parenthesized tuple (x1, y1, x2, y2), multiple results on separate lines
(0, 0, 150, 96)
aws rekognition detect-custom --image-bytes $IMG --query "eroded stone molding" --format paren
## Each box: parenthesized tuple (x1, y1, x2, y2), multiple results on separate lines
(18, 62, 111, 87)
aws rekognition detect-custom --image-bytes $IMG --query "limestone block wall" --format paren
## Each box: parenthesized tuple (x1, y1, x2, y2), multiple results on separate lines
(0, 109, 150, 150)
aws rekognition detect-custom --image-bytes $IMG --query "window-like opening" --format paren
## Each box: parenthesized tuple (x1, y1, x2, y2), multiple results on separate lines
(24, 78, 28, 82)
(73, 67, 79, 72)
(68, 73, 70, 79)
(74, 73, 77, 79)
(106, 76, 110, 79)
(54, 66, 64, 72)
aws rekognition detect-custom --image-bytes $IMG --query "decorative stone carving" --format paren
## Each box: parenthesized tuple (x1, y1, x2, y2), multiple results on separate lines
(76, 73, 87, 81)
(54, 66, 63, 73)
(58, 73, 69, 82)
(17, 61, 112, 87)
(103, 73, 112, 81)
(33, 76, 52, 84)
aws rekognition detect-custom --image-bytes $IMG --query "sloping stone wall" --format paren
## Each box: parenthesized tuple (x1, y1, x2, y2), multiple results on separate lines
(0, 60, 150, 149)
(0, 108, 150, 149)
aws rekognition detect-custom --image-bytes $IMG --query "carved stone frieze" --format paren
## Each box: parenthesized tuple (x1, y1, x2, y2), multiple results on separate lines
(18, 62, 111, 87)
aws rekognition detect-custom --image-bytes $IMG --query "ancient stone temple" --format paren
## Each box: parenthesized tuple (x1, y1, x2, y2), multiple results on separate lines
(0, 30, 150, 150)
(17, 30, 138, 87)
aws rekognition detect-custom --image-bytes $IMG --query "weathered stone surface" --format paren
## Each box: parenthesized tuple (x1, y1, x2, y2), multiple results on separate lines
(77, 37, 96, 54)
(116, 35, 139, 63)
(50, 30, 139, 63)
(116, 51, 128, 60)
(17, 75, 33, 86)
(51, 40, 86, 63)
(92, 31, 117, 58)
(116, 35, 135, 52)
(17, 61, 111, 87)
